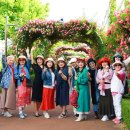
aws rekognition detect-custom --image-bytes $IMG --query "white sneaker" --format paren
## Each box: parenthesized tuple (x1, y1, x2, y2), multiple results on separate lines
(101, 115, 109, 121)
(43, 112, 50, 119)
(4, 111, 13, 118)
(75, 114, 84, 122)
(19, 113, 25, 119)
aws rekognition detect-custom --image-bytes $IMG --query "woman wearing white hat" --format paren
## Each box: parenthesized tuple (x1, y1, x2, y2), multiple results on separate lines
(31, 47, 44, 117)
(55, 57, 70, 118)
(0, 49, 16, 118)
(40, 58, 55, 119)
(14, 48, 31, 119)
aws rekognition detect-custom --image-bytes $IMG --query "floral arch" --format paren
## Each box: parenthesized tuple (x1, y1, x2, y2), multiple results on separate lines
(17, 19, 102, 58)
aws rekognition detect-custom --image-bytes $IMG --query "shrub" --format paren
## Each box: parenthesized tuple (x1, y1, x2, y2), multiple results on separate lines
(122, 98, 130, 130)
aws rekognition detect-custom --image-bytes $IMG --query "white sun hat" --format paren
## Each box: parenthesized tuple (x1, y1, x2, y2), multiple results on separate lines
(68, 58, 77, 64)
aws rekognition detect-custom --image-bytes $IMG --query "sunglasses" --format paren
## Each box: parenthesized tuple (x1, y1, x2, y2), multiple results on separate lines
(115, 64, 121, 66)
(19, 59, 25, 61)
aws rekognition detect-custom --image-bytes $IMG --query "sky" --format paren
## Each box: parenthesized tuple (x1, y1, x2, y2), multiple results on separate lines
(41, 0, 125, 27)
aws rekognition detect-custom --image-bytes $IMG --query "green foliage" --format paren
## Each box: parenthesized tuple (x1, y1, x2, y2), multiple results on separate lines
(122, 98, 130, 130)
(16, 19, 101, 58)
(106, 2, 130, 60)
(109, 0, 116, 24)
(0, 0, 49, 40)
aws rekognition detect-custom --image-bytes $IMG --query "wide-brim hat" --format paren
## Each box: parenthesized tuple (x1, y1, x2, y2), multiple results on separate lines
(45, 58, 54, 64)
(57, 57, 65, 63)
(98, 57, 110, 65)
(112, 61, 124, 68)
(36, 55, 44, 60)
(68, 58, 77, 64)
(18, 55, 27, 61)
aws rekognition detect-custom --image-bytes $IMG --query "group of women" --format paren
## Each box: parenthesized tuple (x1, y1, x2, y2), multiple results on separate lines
(0, 47, 130, 124)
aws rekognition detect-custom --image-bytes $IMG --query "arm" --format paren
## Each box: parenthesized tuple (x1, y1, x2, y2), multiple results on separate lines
(116, 71, 126, 81)
(123, 56, 130, 67)
(30, 47, 35, 64)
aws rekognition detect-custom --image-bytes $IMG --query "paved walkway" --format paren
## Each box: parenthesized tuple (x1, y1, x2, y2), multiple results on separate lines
(0, 104, 121, 130)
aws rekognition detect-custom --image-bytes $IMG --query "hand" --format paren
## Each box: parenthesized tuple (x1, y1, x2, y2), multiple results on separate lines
(26, 47, 30, 54)
(1, 48, 5, 54)
(31, 46, 36, 52)
(58, 70, 62, 74)
(44, 67, 46, 73)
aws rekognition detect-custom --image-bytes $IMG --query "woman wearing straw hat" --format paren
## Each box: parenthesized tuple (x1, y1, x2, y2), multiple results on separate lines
(96, 57, 114, 121)
(14, 48, 31, 119)
(74, 58, 90, 122)
(55, 57, 69, 118)
(40, 58, 55, 119)
(31, 47, 44, 117)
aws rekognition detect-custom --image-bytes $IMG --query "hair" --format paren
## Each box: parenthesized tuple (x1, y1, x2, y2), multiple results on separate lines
(57, 61, 66, 71)
(45, 61, 55, 72)
(35, 57, 44, 65)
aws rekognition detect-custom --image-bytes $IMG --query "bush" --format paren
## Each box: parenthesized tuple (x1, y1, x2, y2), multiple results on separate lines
(122, 98, 130, 130)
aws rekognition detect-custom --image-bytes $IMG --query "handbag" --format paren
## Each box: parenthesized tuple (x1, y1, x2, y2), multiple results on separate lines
(26, 78, 33, 88)
(70, 89, 79, 108)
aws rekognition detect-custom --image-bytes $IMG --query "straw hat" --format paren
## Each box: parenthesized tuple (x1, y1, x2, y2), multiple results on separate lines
(36, 55, 44, 60)
(112, 61, 124, 68)
(18, 55, 27, 61)
(45, 58, 54, 63)
(68, 58, 77, 64)
(57, 57, 65, 62)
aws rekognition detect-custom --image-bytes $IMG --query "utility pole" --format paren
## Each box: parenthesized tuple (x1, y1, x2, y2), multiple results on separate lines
(5, 16, 8, 56)
(4, 16, 15, 56)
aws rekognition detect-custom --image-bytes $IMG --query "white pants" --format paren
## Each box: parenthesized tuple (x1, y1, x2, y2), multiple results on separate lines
(112, 94, 122, 119)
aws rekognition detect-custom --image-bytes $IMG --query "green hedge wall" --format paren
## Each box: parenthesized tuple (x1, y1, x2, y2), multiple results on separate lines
(122, 97, 130, 130)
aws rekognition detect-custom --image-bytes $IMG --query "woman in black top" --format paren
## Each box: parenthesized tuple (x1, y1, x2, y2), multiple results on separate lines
(31, 47, 44, 117)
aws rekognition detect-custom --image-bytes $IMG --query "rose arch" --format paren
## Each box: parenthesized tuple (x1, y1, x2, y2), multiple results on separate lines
(16, 19, 102, 58)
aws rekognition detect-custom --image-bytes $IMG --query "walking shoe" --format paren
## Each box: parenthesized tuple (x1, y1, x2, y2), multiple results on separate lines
(75, 114, 84, 122)
(23, 113, 27, 117)
(4, 111, 13, 118)
(74, 114, 79, 118)
(101, 115, 109, 121)
(112, 117, 117, 122)
(58, 113, 66, 119)
(43, 112, 50, 119)
(19, 113, 25, 119)
(114, 118, 121, 124)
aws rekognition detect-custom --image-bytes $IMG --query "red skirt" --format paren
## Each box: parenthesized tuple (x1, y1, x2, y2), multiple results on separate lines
(17, 85, 31, 107)
(40, 87, 55, 111)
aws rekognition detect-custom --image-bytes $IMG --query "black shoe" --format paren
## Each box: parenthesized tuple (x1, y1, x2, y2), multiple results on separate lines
(94, 112, 99, 119)
(74, 114, 79, 118)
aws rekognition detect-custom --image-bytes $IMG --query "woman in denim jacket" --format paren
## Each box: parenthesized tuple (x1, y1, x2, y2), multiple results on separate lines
(40, 58, 55, 119)
(14, 49, 31, 119)
(0, 52, 16, 118)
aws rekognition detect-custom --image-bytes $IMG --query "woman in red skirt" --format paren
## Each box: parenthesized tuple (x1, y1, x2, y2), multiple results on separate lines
(14, 48, 31, 119)
(40, 58, 55, 119)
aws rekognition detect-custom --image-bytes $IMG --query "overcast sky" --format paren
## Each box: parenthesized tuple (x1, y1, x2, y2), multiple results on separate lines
(41, 0, 126, 27)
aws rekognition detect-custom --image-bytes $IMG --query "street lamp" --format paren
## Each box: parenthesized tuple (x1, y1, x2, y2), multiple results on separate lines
(5, 16, 15, 56)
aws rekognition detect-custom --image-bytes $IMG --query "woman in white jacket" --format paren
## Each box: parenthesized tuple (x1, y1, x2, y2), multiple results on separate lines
(111, 61, 126, 124)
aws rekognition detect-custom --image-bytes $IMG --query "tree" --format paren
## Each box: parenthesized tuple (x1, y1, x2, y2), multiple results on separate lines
(0, 0, 49, 39)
